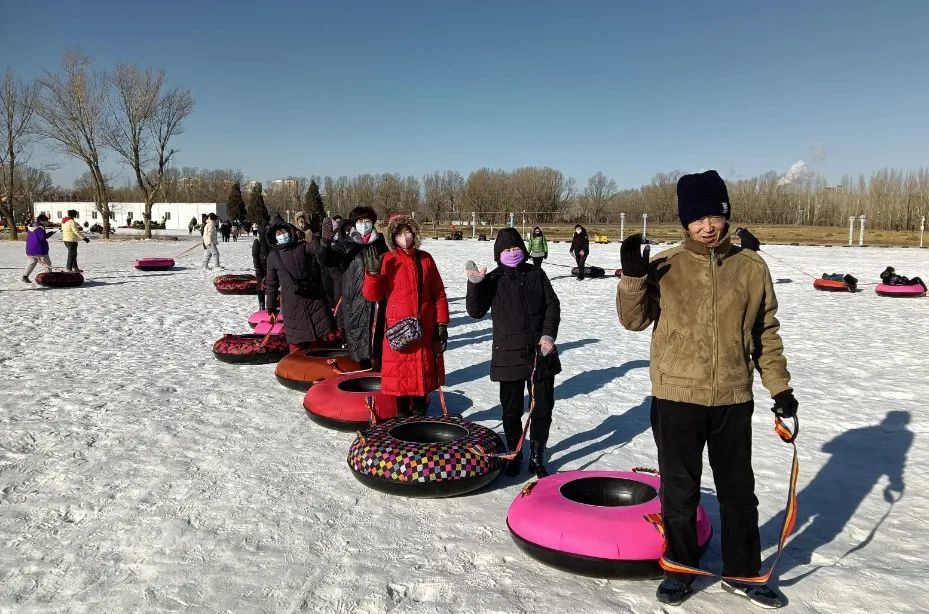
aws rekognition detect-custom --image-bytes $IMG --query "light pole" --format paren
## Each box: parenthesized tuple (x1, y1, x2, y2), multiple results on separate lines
(848, 216, 855, 246)
(471, 211, 476, 239)
(858, 215, 866, 246)
(642, 213, 648, 241)
(620, 212, 625, 241)
(920, 215, 925, 248)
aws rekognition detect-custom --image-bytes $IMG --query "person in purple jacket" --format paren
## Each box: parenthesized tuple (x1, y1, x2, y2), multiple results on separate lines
(23, 213, 56, 283)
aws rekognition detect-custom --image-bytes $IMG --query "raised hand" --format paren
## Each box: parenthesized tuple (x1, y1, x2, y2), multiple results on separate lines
(465, 260, 486, 283)
(620, 234, 650, 278)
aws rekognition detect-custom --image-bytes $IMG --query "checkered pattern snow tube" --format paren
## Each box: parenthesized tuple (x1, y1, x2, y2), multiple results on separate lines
(347, 415, 504, 498)
(35, 271, 84, 288)
(214, 274, 258, 295)
(212, 333, 289, 364)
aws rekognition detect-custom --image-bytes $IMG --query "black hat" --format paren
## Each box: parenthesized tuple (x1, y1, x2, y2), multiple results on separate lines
(677, 170, 731, 227)
(493, 227, 528, 262)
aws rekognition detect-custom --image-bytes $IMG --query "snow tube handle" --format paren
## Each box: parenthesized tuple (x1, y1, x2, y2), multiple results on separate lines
(775, 415, 799, 444)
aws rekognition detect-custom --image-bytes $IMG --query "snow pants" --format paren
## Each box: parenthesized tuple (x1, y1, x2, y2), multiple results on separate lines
(202, 244, 220, 269)
(395, 395, 429, 418)
(24, 255, 51, 277)
(574, 253, 587, 279)
(500, 376, 555, 445)
(650, 397, 761, 582)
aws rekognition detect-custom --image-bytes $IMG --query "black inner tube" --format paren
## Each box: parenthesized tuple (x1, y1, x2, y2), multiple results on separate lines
(388, 421, 469, 444)
(336, 376, 382, 393)
(303, 348, 350, 359)
(559, 477, 658, 507)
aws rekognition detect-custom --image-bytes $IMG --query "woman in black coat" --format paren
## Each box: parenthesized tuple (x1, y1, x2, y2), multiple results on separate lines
(465, 228, 561, 477)
(252, 223, 271, 310)
(265, 220, 336, 352)
(569, 223, 590, 280)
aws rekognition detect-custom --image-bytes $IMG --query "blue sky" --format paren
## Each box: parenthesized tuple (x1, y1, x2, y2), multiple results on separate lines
(4, 0, 928, 189)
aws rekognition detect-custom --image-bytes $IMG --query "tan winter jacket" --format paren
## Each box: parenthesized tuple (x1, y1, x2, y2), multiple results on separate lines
(617, 235, 790, 406)
(61, 218, 86, 243)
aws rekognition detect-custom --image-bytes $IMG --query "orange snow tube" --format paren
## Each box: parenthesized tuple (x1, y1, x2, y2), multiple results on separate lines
(813, 278, 851, 292)
(274, 347, 361, 391)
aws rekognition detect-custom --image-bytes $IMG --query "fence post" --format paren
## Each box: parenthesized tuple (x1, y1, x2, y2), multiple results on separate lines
(920, 215, 925, 248)
(858, 215, 866, 246)
(848, 216, 855, 246)
(620, 212, 625, 241)
(508, 211, 514, 228)
(642, 213, 648, 241)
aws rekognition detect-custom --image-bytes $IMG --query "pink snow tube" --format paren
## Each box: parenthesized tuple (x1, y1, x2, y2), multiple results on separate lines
(248, 309, 285, 328)
(507, 470, 712, 577)
(875, 283, 926, 297)
(254, 320, 284, 335)
(134, 257, 175, 271)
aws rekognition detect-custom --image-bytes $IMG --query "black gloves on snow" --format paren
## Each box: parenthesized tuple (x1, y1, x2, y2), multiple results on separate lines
(620, 234, 650, 278)
(772, 390, 799, 418)
(736, 227, 760, 252)
(436, 324, 448, 353)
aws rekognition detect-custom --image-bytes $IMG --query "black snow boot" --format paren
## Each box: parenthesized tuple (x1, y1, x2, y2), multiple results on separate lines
(656, 578, 693, 606)
(527, 441, 549, 478)
(503, 434, 523, 476)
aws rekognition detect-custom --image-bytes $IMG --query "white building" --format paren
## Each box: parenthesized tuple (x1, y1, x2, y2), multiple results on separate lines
(33, 202, 229, 231)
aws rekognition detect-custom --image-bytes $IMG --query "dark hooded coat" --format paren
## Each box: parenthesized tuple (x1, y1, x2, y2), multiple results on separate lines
(466, 228, 561, 382)
(265, 219, 335, 345)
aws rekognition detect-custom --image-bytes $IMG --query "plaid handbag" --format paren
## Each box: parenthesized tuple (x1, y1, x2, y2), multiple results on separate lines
(384, 251, 425, 351)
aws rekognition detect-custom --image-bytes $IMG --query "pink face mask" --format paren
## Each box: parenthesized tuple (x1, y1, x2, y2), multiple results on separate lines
(500, 249, 524, 267)
(395, 232, 414, 249)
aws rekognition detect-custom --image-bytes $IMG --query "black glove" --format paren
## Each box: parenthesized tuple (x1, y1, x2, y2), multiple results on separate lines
(736, 227, 760, 252)
(83, 237, 90, 243)
(772, 390, 799, 418)
(436, 324, 448, 353)
(363, 247, 383, 275)
(620, 233, 650, 278)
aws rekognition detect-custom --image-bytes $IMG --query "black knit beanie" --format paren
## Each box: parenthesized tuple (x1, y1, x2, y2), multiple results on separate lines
(677, 170, 731, 227)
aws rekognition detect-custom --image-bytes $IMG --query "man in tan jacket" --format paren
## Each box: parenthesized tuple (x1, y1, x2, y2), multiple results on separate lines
(617, 170, 797, 609)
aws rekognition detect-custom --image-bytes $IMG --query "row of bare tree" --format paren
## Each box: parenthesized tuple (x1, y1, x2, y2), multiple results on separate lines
(1, 51, 193, 238)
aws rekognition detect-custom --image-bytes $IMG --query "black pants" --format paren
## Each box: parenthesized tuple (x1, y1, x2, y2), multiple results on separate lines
(651, 398, 761, 581)
(500, 376, 555, 445)
(574, 253, 587, 279)
(395, 395, 429, 418)
(256, 276, 265, 310)
(531, 256, 544, 267)
(64, 241, 79, 271)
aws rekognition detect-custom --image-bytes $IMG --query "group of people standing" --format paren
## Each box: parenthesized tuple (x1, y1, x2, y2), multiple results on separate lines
(21, 209, 90, 283)
(246, 170, 795, 608)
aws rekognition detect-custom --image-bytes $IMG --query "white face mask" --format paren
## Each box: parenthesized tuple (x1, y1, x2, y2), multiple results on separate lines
(276, 232, 292, 245)
(356, 220, 373, 235)
(394, 232, 413, 249)
(575, 228, 582, 234)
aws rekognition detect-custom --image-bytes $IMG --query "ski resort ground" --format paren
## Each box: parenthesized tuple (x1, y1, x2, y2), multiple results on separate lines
(1, 236, 927, 613)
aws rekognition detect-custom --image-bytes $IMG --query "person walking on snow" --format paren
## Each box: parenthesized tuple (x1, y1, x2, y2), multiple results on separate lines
(264, 218, 336, 352)
(527, 226, 548, 267)
(61, 209, 90, 272)
(617, 170, 797, 609)
(22, 213, 55, 283)
(362, 214, 449, 417)
(202, 213, 221, 270)
(569, 223, 589, 279)
(465, 228, 561, 476)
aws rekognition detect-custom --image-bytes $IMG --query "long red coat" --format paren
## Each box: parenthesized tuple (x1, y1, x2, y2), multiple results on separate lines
(362, 247, 449, 396)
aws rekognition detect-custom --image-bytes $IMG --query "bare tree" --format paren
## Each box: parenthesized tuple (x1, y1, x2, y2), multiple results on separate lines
(106, 63, 194, 237)
(36, 51, 114, 237)
(1, 69, 40, 238)
(582, 171, 618, 223)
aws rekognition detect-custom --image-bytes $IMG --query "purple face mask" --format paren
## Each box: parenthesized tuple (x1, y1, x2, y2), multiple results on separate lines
(500, 249, 524, 268)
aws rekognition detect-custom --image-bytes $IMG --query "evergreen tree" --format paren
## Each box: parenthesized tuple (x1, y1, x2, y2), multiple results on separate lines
(246, 182, 270, 225)
(226, 181, 247, 222)
(305, 179, 326, 234)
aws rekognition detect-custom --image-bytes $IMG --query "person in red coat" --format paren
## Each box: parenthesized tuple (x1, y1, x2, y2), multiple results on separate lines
(362, 214, 449, 416)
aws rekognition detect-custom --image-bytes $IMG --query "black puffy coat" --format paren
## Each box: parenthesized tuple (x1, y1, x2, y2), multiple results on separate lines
(320, 230, 389, 363)
(265, 223, 335, 345)
(252, 226, 270, 278)
(466, 229, 561, 381)
(569, 227, 589, 256)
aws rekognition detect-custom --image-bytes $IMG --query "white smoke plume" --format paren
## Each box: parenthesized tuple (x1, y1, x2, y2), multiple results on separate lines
(777, 160, 814, 187)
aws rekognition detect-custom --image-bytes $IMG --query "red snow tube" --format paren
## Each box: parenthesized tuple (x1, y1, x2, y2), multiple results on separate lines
(571, 266, 606, 278)
(813, 278, 851, 292)
(35, 271, 84, 288)
(275, 347, 361, 390)
(214, 274, 258, 295)
(134, 257, 175, 271)
(303, 373, 399, 430)
(875, 283, 926, 297)
(212, 334, 289, 364)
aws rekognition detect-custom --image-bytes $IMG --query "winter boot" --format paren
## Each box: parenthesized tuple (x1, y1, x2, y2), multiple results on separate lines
(656, 578, 692, 606)
(527, 440, 549, 478)
(503, 434, 523, 477)
(720, 581, 784, 609)
(843, 274, 858, 287)
(21, 275, 30, 283)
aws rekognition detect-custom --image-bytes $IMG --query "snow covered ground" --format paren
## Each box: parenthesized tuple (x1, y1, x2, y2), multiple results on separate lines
(1, 236, 928, 613)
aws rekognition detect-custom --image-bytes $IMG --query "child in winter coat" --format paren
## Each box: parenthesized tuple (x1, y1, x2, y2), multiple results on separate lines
(465, 228, 561, 477)
(22, 213, 55, 282)
(880, 266, 927, 291)
(265, 218, 336, 352)
(568, 224, 589, 279)
(362, 214, 449, 416)
(61, 209, 90, 272)
(527, 226, 548, 267)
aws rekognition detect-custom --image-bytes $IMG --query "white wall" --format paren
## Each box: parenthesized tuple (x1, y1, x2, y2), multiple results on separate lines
(33, 202, 228, 231)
